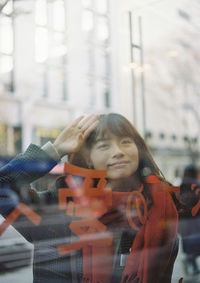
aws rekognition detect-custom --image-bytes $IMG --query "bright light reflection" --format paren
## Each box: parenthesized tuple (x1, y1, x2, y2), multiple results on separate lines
(97, 18, 109, 41)
(49, 45, 67, 58)
(168, 51, 178, 57)
(0, 19, 13, 54)
(52, 32, 63, 45)
(82, 10, 94, 31)
(35, 27, 48, 63)
(122, 66, 130, 73)
(129, 62, 137, 69)
(143, 63, 151, 70)
(82, 0, 92, 7)
(0, 56, 13, 73)
(35, 0, 47, 26)
(53, 0, 65, 31)
(96, 0, 107, 14)
(2, 1, 13, 14)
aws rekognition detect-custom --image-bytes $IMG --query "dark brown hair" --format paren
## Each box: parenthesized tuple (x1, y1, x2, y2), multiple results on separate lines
(70, 113, 166, 182)
(69, 113, 171, 205)
(69, 113, 182, 211)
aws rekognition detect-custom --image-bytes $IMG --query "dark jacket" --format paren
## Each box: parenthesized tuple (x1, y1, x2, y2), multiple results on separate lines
(0, 144, 76, 283)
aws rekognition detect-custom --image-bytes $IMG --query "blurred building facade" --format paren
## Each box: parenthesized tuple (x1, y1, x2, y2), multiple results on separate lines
(108, 0, 200, 180)
(0, 0, 199, 180)
(0, 0, 112, 152)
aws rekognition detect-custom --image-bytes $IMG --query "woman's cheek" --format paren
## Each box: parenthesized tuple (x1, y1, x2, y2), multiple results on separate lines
(90, 151, 108, 170)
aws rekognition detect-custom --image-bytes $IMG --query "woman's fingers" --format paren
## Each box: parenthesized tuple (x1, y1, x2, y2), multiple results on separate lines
(53, 114, 99, 157)
(78, 114, 99, 139)
(70, 115, 85, 127)
(77, 114, 98, 131)
(83, 120, 99, 139)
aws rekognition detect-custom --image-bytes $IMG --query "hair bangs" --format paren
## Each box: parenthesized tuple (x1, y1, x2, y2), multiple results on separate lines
(86, 113, 135, 147)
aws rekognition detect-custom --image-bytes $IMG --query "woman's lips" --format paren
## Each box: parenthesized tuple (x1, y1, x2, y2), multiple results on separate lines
(108, 161, 130, 168)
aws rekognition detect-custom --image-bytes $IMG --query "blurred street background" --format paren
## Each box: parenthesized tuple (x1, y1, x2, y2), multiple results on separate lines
(0, 0, 200, 282)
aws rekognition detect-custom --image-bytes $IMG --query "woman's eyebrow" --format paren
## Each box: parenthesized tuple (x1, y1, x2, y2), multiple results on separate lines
(95, 138, 110, 143)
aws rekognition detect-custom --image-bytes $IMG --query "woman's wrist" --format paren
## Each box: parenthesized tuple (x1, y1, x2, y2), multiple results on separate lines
(42, 141, 61, 161)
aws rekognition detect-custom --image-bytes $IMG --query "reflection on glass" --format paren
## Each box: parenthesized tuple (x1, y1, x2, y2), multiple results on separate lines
(53, 0, 65, 32)
(0, 56, 13, 73)
(49, 45, 67, 58)
(82, 0, 92, 8)
(104, 89, 110, 108)
(0, 18, 13, 54)
(97, 17, 109, 41)
(35, 27, 48, 63)
(52, 32, 63, 44)
(35, 0, 47, 26)
(2, 0, 13, 15)
(49, 30, 67, 58)
(0, 124, 7, 155)
(88, 48, 95, 73)
(82, 10, 94, 31)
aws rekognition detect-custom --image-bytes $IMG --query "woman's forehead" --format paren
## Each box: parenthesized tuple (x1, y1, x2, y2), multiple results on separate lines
(95, 131, 132, 142)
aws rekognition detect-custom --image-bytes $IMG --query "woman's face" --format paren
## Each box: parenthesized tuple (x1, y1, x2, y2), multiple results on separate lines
(89, 133, 139, 181)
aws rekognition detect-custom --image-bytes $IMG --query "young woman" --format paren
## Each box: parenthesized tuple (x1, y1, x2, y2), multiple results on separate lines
(0, 113, 178, 283)
(67, 113, 179, 283)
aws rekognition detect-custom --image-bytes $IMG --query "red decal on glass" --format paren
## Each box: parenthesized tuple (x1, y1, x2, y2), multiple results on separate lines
(58, 218, 112, 256)
(126, 185, 147, 231)
(0, 203, 41, 235)
(57, 163, 113, 255)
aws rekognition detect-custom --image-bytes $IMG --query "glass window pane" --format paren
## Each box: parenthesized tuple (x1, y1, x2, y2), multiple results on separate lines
(49, 32, 67, 58)
(0, 56, 13, 73)
(48, 66, 63, 101)
(96, 17, 109, 41)
(82, 10, 94, 31)
(35, 0, 47, 26)
(35, 27, 48, 63)
(0, 124, 8, 156)
(0, 18, 13, 54)
(2, 0, 13, 14)
(82, 0, 92, 8)
(53, 0, 65, 31)
(96, 0, 108, 14)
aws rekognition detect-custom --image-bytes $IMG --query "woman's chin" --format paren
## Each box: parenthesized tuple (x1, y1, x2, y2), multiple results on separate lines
(107, 171, 132, 181)
(107, 163, 138, 180)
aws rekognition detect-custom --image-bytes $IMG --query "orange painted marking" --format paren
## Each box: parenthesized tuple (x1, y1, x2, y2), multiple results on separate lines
(126, 186, 147, 231)
(64, 162, 107, 179)
(58, 163, 112, 217)
(145, 175, 159, 184)
(145, 175, 180, 192)
(165, 186, 180, 192)
(0, 203, 41, 236)
(57, 163, 114, 255)
(58, 218, 112, 256)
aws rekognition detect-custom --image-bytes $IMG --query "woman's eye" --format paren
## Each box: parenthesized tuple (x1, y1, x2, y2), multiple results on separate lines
(97, 143, 109, 149)
(121, 139, 132, 144)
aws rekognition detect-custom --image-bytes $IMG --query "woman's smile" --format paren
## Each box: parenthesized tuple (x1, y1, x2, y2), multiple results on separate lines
(108, 160, 130, 168)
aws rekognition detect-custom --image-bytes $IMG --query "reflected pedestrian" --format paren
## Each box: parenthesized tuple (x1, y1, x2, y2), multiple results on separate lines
(179, 164, 200, 275)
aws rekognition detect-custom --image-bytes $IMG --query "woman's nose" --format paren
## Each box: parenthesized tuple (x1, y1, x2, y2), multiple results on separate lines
(111, 144, 124, 158)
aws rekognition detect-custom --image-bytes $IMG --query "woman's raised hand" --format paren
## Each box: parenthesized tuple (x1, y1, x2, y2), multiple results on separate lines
(53, 114, 99, 158)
